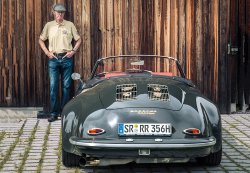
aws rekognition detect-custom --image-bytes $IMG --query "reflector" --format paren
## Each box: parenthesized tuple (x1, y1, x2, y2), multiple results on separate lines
(183, 128, 201, 135)
(88, 128, 105, 135)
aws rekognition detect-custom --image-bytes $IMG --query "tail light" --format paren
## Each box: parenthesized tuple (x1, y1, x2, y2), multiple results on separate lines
(87, 128, 105, 135)
(183, 128, 201, 135)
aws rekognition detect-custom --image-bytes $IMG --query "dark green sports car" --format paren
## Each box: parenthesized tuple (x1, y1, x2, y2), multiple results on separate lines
(62, 55, 222, 167)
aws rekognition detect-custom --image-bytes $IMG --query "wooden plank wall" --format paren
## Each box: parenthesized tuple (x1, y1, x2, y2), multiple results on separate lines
(228, 0, 250, 111)
(90, 0, 220, 98)
(218, 0, 231, 113)
(239, 0, 250, 110)
(246, 0, 250, 107)
(0, 0, 233, 113)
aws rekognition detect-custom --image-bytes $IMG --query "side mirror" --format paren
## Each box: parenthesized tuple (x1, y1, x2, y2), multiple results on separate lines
(71, 73, 81, 80)
(71, 73, 86, 93)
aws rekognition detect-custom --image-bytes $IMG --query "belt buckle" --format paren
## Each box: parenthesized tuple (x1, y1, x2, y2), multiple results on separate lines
(54, 53, 65, 58)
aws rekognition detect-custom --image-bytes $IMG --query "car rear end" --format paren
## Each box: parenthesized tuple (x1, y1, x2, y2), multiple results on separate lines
(68, 77, 218, 166)
(62, 55, 221, 167)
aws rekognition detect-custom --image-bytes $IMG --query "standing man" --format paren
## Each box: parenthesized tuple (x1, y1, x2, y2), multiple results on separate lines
(39, 3, 82, 122)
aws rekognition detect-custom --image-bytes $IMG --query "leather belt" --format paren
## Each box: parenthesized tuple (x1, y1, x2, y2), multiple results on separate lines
(54, 52, 67, 57)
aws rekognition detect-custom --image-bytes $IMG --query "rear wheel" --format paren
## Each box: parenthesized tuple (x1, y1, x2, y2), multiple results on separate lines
(196, 148, 222, 166)
(62, 148, 81, 167)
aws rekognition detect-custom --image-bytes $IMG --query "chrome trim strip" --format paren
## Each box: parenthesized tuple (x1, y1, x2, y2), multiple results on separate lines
(69, 137, 216, 149)
(100, 55, 178, 61)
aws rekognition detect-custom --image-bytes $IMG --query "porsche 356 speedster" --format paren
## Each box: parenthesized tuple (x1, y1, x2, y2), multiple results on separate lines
(61, 55, 222, 167)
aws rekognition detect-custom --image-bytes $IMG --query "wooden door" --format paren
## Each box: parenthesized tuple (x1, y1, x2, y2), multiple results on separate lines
(228, 0, 250, 112)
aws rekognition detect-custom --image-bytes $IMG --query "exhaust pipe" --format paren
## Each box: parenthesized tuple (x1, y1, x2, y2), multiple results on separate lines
(79, 157, 101, 167)
(79, 157, 87, 167)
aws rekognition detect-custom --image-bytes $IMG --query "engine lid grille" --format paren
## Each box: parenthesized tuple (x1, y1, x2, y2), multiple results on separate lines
(148, 84, 170, 101)
(116, 84, 137, 101)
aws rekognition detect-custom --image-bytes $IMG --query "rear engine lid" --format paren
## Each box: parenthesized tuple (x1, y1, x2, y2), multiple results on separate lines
(99, 80, 185, 111)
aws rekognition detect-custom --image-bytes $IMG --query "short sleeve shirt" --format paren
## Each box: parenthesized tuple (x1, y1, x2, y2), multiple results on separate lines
(40, 20, 80, 53)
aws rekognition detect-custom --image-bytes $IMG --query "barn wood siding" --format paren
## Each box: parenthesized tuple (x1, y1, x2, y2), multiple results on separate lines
(227, 0, 250, 112)
(218, 0, 230, 113)
(246, 0, 250, 106)
(0, 0, 232, 113)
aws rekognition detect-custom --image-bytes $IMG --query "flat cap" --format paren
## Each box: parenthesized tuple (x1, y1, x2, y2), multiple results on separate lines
(53, 3, 66, 12)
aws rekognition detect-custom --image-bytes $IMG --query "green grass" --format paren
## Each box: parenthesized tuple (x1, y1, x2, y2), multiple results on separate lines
(56, 130, 81, 172)
(56, 129, 62, 173)
(229, 124, 236, 129)
(36, 123, 51, 173)
(75, 168, 81, 173)
(17, 121, 39, 173)
(222, 126, 250, 172)
(0, 131, 6, 142)
(0, 120, 26, 170)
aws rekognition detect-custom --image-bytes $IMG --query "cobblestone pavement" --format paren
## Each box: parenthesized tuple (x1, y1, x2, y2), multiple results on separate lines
(0, 108, 250, 173)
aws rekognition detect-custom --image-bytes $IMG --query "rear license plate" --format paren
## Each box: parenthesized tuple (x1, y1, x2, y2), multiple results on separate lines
(118, 123, 172, 136)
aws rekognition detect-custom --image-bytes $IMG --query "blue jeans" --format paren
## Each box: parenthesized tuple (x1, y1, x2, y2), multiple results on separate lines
(48, 55, 73, 117)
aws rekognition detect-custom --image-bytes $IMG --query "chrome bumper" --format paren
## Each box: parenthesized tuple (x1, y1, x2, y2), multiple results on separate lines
(69, 137, 216, 149)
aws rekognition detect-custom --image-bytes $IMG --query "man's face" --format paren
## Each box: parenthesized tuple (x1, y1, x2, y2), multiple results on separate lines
(54, 11, 65, 21)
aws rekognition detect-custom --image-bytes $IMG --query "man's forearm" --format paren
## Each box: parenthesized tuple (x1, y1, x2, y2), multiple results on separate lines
(72, 38, 82, 52)
(39, 38, 49, 55)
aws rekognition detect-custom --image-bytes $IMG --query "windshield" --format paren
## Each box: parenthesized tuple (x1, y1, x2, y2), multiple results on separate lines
(92, 55, 184, 79)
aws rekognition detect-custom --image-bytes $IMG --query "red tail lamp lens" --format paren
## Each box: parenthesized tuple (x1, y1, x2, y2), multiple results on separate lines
(87, 128, 105, 135)
(183, 128, 201, 135)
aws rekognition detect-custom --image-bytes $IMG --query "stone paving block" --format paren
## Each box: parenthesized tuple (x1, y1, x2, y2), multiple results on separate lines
(220, 162, 238, 167)
(47, 142, 60, 147)
(29, 148, 44, 152)
(0, 146, 11, 152)
(23, 162, 39, 168)
(239, 163, 250, 167)
(44, 150, 58, 156)
(230, 155, 248, 160)
(59, 170, 80, 173)
(41, 161, 58, 166)
(227, 171, 248, 173)
(222, 149, 236, 154)
(222, 166, 244, 171)
(40, 166, 57, 171)
(205, 166, 225, 171)
(4, 158, 22, 166)
(25, 159, 41, 164)
(1, 112, 250, 173)
(31, 142, 45, 146)
(237, 160, 250, 164)
(0, 138, 16, 143)
(27, 155, 42, 160)
(43, 155, 59, 160)
(1, 165, 18, 172)
(34, 134, 46, 138)
(23, 166, 39, 172)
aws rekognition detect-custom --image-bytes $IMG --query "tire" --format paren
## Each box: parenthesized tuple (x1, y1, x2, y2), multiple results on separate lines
(62, 148, 81, 167)
(196, 148, 222, 166)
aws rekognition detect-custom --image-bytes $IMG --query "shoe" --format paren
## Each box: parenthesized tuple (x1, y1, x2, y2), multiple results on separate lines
(48, 116, 58, 122)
